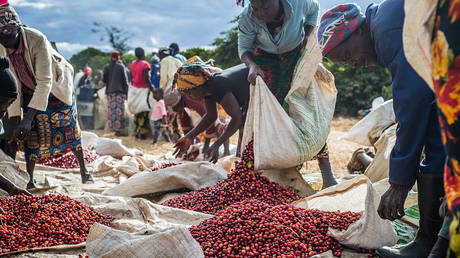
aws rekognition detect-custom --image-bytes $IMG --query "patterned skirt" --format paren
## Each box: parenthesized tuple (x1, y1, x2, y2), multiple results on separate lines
(134, 111, 151, 138)
(254, 45, 302, 111)
(23, 92, 82, 161)
(107, 93, 126, 130)
(431, 0, 460, 256)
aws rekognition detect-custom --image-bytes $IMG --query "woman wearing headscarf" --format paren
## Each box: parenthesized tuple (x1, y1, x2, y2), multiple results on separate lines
(0, 4, 94, 189)
(237, 0, 338, 187)
(173, 57, 250, 162)
(103, 51, 129, 136)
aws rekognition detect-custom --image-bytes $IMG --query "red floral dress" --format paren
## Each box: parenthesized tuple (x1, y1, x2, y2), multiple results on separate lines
(431, 0, 460, 255)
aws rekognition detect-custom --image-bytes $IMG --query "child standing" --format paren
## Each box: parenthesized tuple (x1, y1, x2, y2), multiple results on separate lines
(151, 89, 172, 144)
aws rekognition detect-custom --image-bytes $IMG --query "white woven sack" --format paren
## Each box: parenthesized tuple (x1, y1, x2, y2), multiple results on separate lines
(86, 223, 204, 258)
(340, 100, 395, 146)
(86, 224, 204, 258)
(293, 176, 398, 249)
(127, 86, 155, 114)
(102, 162, 227, 197)
(241, 29, 336, 170)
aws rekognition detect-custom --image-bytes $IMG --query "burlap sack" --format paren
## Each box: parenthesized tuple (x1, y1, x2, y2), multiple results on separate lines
(86, 224, 204, 258)
(102, 162, 227, 197)
(293, 176, 398, 249)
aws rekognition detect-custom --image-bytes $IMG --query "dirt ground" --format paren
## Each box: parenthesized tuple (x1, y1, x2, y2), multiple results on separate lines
(91, 116, 361, 175)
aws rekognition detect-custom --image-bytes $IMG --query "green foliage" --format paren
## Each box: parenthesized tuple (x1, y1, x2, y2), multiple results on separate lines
(69, 47, 106, 72)
(323, 59, 392, 116)
(182, 47, 216, 63)
(212, 25, 240, 69)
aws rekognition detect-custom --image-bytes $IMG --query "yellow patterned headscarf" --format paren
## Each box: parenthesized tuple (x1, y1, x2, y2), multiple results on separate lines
(174, 56, 222, 91)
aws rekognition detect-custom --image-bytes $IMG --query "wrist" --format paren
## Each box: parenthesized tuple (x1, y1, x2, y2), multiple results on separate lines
(389, 181, 412, 191)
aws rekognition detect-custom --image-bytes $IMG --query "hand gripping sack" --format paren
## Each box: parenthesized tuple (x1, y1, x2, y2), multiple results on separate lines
(241, 31, 337, 170)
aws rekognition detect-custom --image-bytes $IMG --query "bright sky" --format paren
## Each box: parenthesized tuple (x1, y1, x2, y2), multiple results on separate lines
(10, 0, 380, 59)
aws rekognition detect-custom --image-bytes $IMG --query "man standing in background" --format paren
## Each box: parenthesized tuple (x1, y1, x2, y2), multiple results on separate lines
(169, 43, 187, 63)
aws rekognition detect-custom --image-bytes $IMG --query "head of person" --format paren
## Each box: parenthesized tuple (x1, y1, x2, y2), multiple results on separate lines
(110, 51, 121, 62)
(164, 90, 184, 114)
(318, 4, 377, 69)
(0, 57, 18, 118)
(158, 47, 171, 60)
(249, 0, 280, 23)
(169, 43, 180, 56)
(153, 88, 164, 101)
(135, 47, 145, 60)
(174, 56, 222, 101)
(83, 66, 92, 77)
(0, 3, 22, 49)
(150, 55, 160, 65)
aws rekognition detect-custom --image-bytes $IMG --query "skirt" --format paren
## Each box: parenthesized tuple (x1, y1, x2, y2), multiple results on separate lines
(23, 92, 82, 161)
(254, 45, 302, 111)
(107, 93, 126, 130)
(134, 111, 151, 138)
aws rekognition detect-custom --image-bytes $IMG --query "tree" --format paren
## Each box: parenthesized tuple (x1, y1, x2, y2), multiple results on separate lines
(92, 22, 131, 55)
(323, 59, 392, 116)
(212, 18, 240, 69)
(70, 47, 106, 72)
(182, 47, 216, 63)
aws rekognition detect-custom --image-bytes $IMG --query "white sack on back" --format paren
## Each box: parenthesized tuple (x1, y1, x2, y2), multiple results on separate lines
(103, 162, 227, 197)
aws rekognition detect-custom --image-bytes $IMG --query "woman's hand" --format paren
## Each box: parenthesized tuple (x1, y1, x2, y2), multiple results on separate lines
(205, 143, 221, 163)
(173, 137, 192, 158)
(248, 64, 265, 85)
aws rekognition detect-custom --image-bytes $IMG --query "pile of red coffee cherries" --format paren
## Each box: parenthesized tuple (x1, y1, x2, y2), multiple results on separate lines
(162, 141, 300, 214)
(190, 199, 363, 257)
(37, 150, 98, 169)
(0, 194, 113, 254)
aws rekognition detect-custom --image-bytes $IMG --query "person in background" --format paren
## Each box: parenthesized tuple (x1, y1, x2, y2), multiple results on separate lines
(150, 55, 160, 89)
(0, 56, 31, 196)
(173, 57, 249, 163)
(0, 4, 94, 189)
(169, 43, 187, 63)
(77, 66, 92, 88)
(103, 51, 129, 136)
(151, 88, 171, 144)
(164, 89, 230, 156)
(237, 0, 338, 188)
(318, 2, 447, 257)
(130, 47, 153, 139)
(159, 47, 182, 91)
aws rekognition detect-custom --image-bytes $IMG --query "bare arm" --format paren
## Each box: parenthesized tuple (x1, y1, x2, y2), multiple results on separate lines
(241, 51, 264, 85)
(143, 68, 154, 92)
(183, 99, 218, 140)
(204, 93, 242, 163)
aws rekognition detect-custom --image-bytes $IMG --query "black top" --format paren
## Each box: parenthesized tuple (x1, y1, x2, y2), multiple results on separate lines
(205, 64, 250, 112)
(103, 61, 129, 95)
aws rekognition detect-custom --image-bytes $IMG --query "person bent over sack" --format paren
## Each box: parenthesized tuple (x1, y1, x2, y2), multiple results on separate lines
(0, 4, 94, 189)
